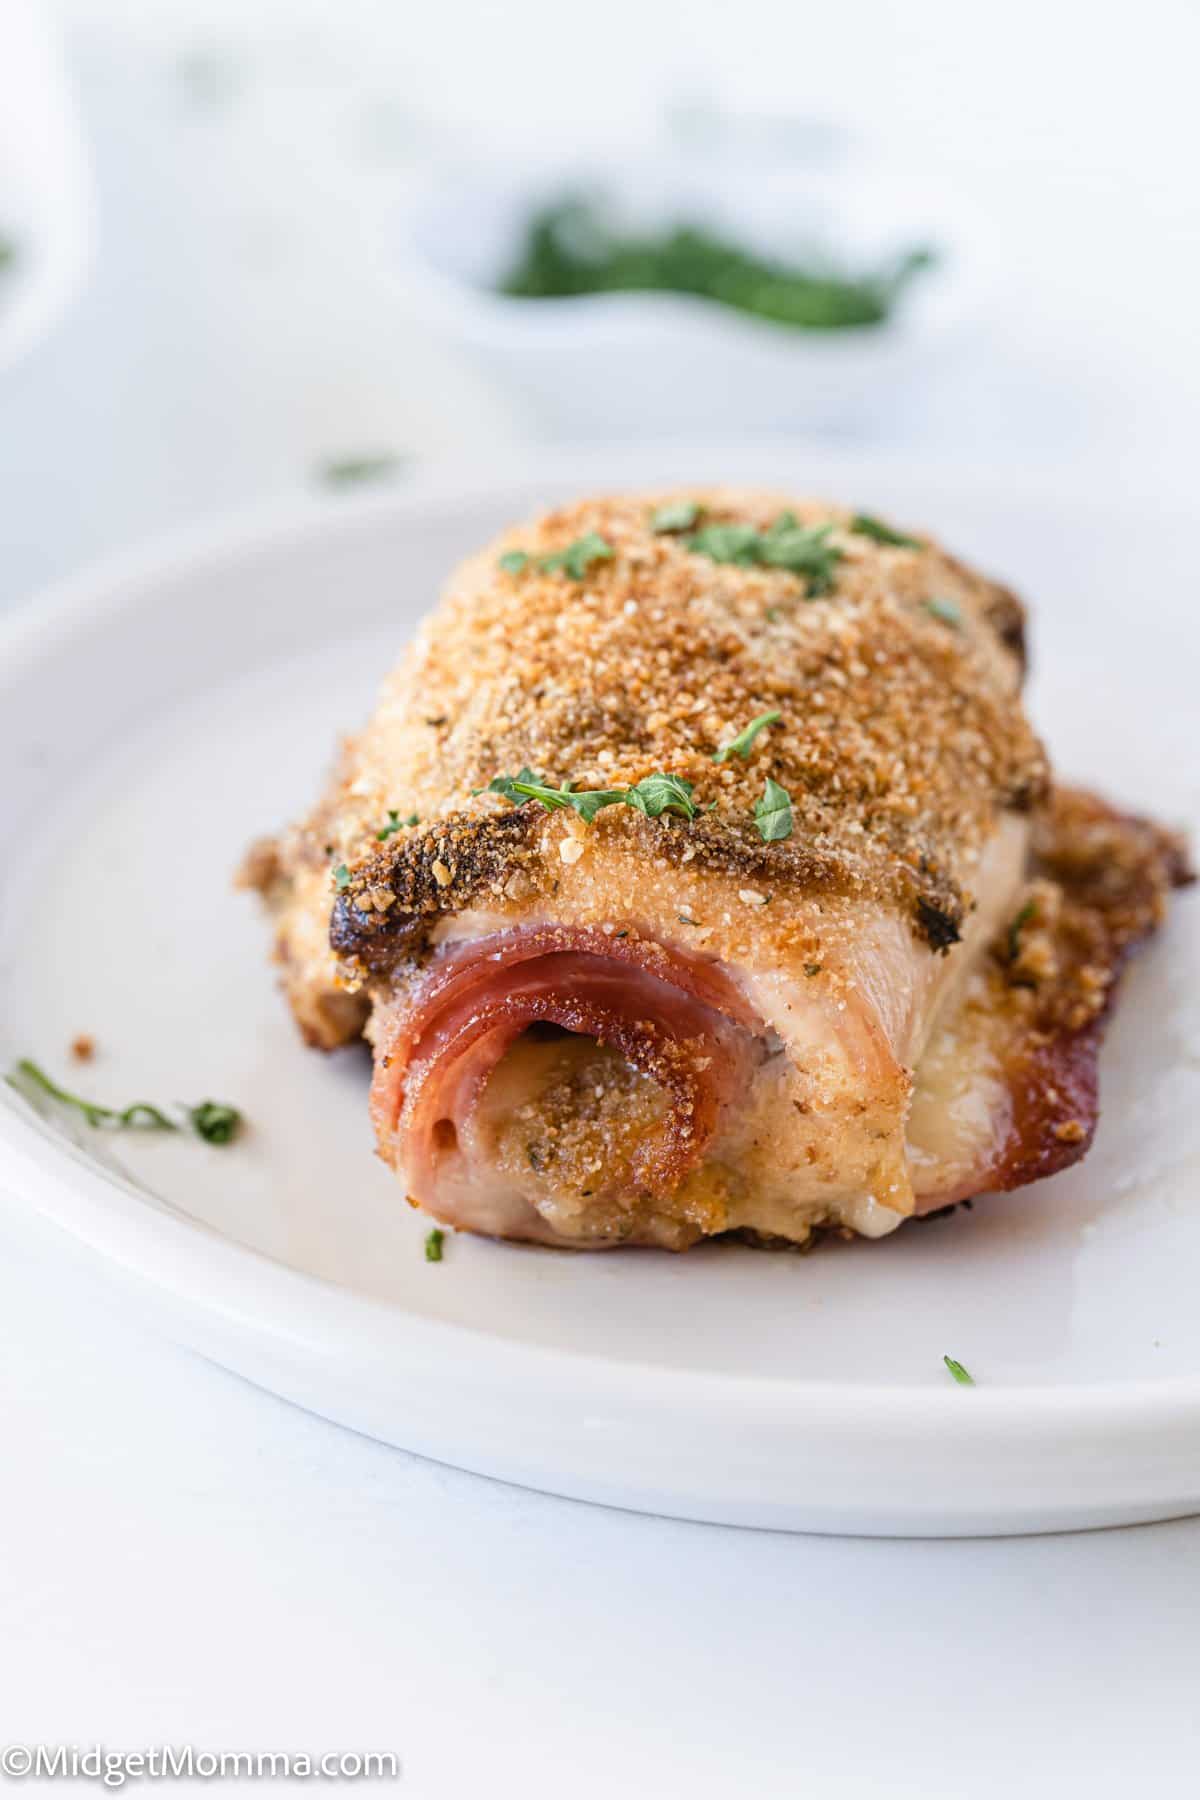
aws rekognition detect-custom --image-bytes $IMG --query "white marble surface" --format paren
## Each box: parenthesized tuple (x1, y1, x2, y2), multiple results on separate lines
(2, 4, 1200, 1793)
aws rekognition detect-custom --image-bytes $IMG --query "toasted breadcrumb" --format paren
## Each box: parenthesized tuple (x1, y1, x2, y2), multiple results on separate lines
(252, 489, 1051, 1010)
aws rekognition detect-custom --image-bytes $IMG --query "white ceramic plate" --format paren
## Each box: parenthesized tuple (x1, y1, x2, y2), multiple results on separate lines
(1, 447, 1198, 1537)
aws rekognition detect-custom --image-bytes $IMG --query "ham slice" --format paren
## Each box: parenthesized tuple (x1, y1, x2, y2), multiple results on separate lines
(370, 927, 763, 1248)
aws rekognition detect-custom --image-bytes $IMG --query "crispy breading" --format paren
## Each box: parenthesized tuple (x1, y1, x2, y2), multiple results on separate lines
(251, 488, 1049, 1030)
(912, 787, 1193, 1207)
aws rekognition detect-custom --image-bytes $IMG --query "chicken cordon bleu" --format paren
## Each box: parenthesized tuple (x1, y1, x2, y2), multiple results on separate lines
(242, 490, 1190, 1250)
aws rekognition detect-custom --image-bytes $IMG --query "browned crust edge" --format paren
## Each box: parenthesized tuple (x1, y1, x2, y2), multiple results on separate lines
(326, 800, 970, 978)
(936, 787, 1192, 1203)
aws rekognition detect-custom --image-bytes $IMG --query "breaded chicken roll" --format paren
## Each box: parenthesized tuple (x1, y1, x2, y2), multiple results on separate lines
(243, 490, 1189, 1249)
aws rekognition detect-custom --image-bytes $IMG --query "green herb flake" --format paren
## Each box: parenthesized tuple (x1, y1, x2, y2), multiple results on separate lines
(650, 499, 701, 535)
(851, 513, 923, 549)
(804, 963, 823, 977)
(754, 777, 794, 843)
(943, 1355, 975, 1386)
(541, 532, 615, 579)
(317, 452, 405, 488)
(624, 772, 699, 819)
(487, 768, 699, 824)
(8, 1059, 241, 1146)
(687, 514, 842, 597)
(377, 810, 419, 841)
(424, 1227, 445, 1263)
(686, 521, 762, 566)
(487, 766, 556, 805)
(498, 198, 936, 333)
(332, 863, 351, 890)
(713, 709, 782, 764)
(500, 533, 615, 581)
(923, 595, 963, 629)
(1007, 898, 1036, 963)
(189, 1101, 242, 1145)
(488, 768, 620, 820)
(111, 1101, 176, 1131)
(758, 518, 843, 596)
(568, 787, 635, 823)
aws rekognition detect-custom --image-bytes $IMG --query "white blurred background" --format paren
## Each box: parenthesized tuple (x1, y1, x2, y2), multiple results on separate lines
(4, 9, 1200, 1790)
(3, 0, 1199, 598)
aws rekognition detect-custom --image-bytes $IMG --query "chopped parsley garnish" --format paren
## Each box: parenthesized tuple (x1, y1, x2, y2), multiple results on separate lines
(332, 863, 351, 890)
(488, 767, 701, 822)
(923, 595, 963, 629)
(543, 532, 615, 578)
(624, 772, 700, 819)
(713, 709, 782, 764)
(1007, 898, 1036, 963)
(425, 1227, 445, 1262)
(486, 767, 626, 820)
(757, 513, 842, 593)
(8, 1059, 243, 1146)
(189, 1101, 242, 1145)
(687, 521, 762, 566)
(803, 963, 823, 977)
(754, 777, 793, 842)
(943, 1355, 975, 1386)
(317, 452, 405, 488)
(498, 198, 936, 332)
(377, 809, 419, 841)
(687, 513, 843, 597)
(499, 533, 615, 580)
(650, 499, 702, 535)
(851, 513, 923, 549)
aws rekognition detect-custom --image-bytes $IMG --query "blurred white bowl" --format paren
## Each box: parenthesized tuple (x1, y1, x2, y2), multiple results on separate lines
(391, 153, 982, 440)
(0, 2, 95, 373)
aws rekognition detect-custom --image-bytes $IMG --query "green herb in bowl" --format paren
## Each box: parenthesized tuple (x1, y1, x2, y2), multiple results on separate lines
(498, 198, 936, 332)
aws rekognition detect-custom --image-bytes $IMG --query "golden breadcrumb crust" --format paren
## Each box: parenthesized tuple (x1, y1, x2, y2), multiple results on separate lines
(246, 488, 1050, 1024)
